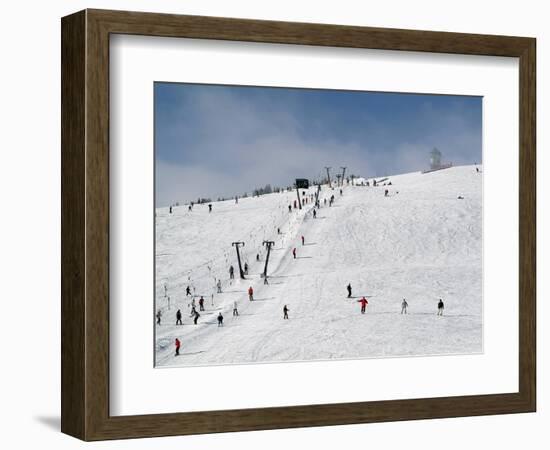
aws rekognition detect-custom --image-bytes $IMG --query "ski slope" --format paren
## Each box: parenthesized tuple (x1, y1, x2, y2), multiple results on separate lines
(155, 165, 482, 367)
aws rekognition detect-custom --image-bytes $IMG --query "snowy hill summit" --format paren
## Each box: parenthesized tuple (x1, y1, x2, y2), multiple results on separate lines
(155, 165, 482, 367)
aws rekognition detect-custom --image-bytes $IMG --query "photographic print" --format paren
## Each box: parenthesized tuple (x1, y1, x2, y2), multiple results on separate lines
(154, 83, 482, 368)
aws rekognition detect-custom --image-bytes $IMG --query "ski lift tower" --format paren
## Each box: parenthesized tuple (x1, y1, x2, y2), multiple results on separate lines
(295, 178, 309, 210)
(430, 147, 442, 170)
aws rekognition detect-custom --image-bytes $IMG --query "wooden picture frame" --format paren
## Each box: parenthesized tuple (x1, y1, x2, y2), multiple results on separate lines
(61, 9, 536, 441)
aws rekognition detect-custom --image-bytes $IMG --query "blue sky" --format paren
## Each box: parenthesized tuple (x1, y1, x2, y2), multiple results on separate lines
(155, 82, 482, 207)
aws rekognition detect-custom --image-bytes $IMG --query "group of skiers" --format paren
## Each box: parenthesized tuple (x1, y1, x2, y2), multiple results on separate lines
(352, 294, 445, 316)
(344, 282, 446, 316)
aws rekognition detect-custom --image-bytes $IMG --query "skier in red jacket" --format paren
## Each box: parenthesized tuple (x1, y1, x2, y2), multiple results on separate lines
(357, 297, 369, 314)
(175, 338, 181, 356)
(248, 286, 254, 301)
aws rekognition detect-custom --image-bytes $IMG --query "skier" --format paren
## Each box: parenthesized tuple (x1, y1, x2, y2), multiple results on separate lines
(248, 286, 254, 301)
(347, 283, 352, 298)
(208, 204, 212, 213)
(256, 253, 260, 262)
(229, 265, 235, 280)
(169, 205, 173, 214)
(384, 189, 389, 197)
(340, 189, 343, 196)
(292, 248, 297, 259)
(190, 305, 197, 316)
(217, 313, 224, 327)
(217, 279, 222, 293)
(283, 305, 289, 320)
(244, 262, 249, 275)
(233, 301, 239, 316)
(198, 296, 205, 311)
(193, 310, 200, 325)
(301, 235, 305, 246)
(313, 209, 317, 219)
(357, 297, 369, 314)
(277, 227, 281, 234)
(188, 205, 192, 212)
(176, 309, 183, 325)
(156, 309, 162, 325)
(186, 285, 191, 296)
(437, 299, 445, 316)
(401, 299, 408, 314)
(235, 196, 239, 203)
(476, 167, 480, 173)
(175, 338, 181, 356)
(288, 204, 292, 213)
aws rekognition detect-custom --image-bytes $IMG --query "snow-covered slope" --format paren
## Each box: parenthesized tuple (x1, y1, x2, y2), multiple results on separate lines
(155, 165, 482, 367)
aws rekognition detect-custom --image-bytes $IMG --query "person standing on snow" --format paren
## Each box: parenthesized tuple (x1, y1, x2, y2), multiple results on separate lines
(186, 285, 192, 296)
(229, 265, 235, 280)
(156, 309, 162, 325)
(198, 296, 205, 311)
(175, 338, 181, 356)
(301, 235, 305, 246)
(401, 299, 408, 314)
(347, 283, 352, 298)
(437, 299, 445, 316)
(244, 262, 249, 275)
(217, 279, 222, 293)
(193, 310, 200, 325)
(313, 209, 317, 219)
(217, 313, 224, 327)
(248, 286, 254, 301)
(169, 205, 173, 214)
(283, 305, 289, 320)
(233, 301, 239, 317)
(208, 204, 212, 213)
(176, 309, 183, 325)
(288, 204, 292, 213)
(292, 248, 297, 259)
(357, 297, 369, 314)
